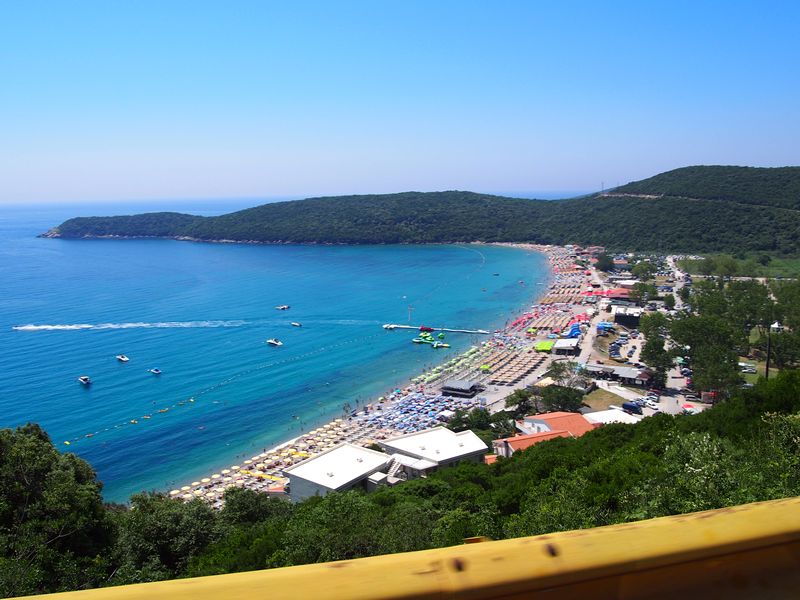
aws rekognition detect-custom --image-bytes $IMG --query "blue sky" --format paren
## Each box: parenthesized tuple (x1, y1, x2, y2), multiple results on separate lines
(1, 1, 798, 203)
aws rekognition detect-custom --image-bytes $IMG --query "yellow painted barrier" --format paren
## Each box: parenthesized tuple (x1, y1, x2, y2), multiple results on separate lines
(33, 497, 800, 599)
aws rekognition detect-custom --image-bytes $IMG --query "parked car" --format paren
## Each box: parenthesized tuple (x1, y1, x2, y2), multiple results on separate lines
(645, 400, 660, 410)
(622, 401, 643, 415)
(684, 394, 700, 401)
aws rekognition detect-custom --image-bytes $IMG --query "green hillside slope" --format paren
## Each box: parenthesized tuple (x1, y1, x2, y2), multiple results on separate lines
(44, 166, 800, 254)
(613, 165, 800, 210)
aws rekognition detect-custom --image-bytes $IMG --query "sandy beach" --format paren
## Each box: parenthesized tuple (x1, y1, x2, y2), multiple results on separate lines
(171, 244, 599, 507)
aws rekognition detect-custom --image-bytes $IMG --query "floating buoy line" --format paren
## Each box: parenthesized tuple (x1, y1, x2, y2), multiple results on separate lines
(62, 332, 384, 447)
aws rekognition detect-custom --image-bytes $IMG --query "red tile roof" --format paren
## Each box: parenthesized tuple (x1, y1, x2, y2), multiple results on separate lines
(493, 430, 572, 453)
(527, 412, 598, 437)
(484, 454, 499, 465)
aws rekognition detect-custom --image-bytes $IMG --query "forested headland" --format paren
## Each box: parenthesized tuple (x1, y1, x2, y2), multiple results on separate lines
(44, 165, 800, 255)
(3, 370, 800, 597)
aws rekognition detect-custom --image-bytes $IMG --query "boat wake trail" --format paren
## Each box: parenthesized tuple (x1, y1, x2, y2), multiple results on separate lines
(12, 320, 249, 331)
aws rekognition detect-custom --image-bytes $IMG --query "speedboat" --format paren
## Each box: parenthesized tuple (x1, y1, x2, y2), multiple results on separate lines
(275, 305, 290, 311)
(77, 375, 92, 386)
(116, 354, 129, 362)
(267, 339, 283, 346)
(148, 368, 162, 375)
(432, 342, 450, 349)
(291, 322, 302, 327)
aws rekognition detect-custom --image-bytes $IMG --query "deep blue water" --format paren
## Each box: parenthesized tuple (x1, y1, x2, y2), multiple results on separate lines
(0, 202, 549, 501)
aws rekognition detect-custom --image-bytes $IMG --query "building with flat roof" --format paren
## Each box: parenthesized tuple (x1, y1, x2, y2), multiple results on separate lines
(553, 338, 580, 356)
(285, 443, 390, 502)
(441, 379, 483, 398)
(584, 408, 642, 425)
(379, 427, 487, 469)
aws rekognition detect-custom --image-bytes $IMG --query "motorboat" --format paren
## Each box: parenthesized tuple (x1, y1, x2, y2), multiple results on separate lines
(77, 375, 92, 386)
(291, 322, 302, 327)
(419, 326, 434, 332)
(275, 305, 290, 311)
(432, 342, 450, 349)
(148, 368, 162, 375)
(116, 354, 129, 362)
(267, 339, 283, 346)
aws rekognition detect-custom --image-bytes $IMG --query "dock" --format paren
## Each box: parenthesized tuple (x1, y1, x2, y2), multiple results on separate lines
(382, 324, 490, 335)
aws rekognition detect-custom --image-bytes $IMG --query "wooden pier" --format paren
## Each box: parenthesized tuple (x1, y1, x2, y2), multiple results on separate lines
(382, 324, 490, 335)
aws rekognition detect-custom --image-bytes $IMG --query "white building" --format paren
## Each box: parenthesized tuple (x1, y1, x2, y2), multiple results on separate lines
(584, 408, 641, 425)
(284, 443, 390, 502)
(379, 427, 487, 470)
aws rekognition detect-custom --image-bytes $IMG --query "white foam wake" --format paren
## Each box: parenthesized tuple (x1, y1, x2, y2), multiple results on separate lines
(12, 320, 248, 331)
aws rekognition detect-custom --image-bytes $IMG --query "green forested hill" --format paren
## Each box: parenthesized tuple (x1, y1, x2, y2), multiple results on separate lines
(613, 165, 800, 210)
(45, 166, 800, 254)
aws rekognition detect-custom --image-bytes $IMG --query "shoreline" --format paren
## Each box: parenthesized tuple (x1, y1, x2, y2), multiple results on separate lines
(169, 244, 593, 506)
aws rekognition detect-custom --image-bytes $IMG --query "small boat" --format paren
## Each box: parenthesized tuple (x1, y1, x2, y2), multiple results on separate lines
(432, 342, 450, 349)
(116, 354, 129, 362)
(148, 368, 162, 375)
(77, 375, 92, 386)
(275, 305, 290, 311)
(267, 339, 283, 346)
(291, 322, 302, 327)
(419, 326, 434, 332)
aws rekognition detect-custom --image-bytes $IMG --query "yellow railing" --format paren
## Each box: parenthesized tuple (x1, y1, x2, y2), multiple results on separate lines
(34, 497, 800, 599)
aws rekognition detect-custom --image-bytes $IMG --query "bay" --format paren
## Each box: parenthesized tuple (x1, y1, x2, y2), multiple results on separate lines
(0, 202, 549, 501)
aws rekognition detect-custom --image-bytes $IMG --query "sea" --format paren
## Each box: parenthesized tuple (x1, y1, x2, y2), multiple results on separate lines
(0, 200, 550, 502)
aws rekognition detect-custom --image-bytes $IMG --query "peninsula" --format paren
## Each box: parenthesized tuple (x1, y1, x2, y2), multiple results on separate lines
(42, 165, 800, 255)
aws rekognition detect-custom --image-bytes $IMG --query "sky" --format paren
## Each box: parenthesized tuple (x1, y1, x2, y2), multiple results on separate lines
(1, 0, 799, 203)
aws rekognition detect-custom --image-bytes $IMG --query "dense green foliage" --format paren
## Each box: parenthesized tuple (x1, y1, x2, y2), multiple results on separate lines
(47, 166, 800, 254)
(614, 165, 800, 211)
(679, 254, 800, 278)
(4, 371, 800, 596)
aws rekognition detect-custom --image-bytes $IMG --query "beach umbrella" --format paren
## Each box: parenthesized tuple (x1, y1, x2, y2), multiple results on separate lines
(255, 463, 265, 469)
(169, 490, 181, 496)
(201, 477, 211, 484)
(211, 474, 221, 480)
(191, 481, 201, 486)
(223, 476, 232, 482)
(205, 491, 216, 498)
(180, 486, 191, 491)
(221, 469, 230, 475)
(182, 493, 193, 500)
(231, 465, 241, 470)
(193, 489, 203, 496)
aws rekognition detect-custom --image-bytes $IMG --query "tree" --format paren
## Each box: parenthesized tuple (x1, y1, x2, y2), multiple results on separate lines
(594, 253, 615, 272)
(546, 360, 584, 388)
(540, 385, 584, 413)
(670, 315, 741, 395)
(504, 388, 536, 419)
(0, 424, 114, 598)
(276, 491, 383, 566)
(112, 493, 219, 584)
(221, 487, 293, 526)
(631, 261, 657, 281)
(629, 282, 658, 305)
(663, 294, 676, 310)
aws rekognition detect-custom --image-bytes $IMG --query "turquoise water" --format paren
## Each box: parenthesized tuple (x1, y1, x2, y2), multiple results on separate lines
(0, 202, 549, 502)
